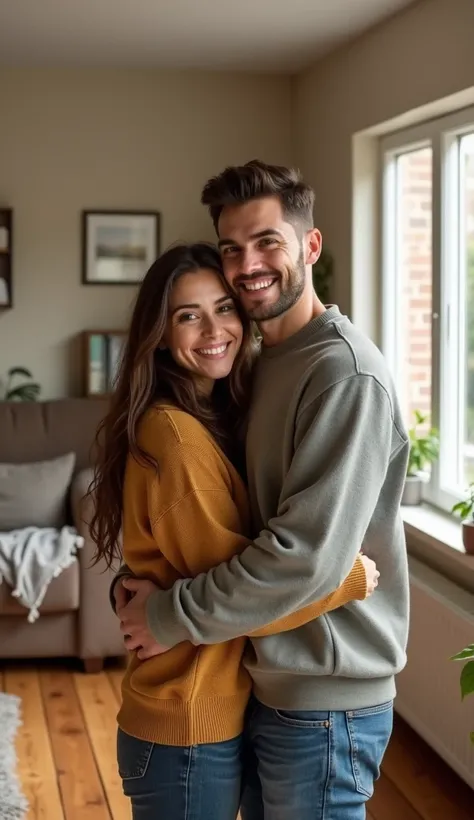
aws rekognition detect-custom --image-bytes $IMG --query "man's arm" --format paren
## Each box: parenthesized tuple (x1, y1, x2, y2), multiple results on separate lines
(249, 553, 370, 636)
(120, 553, 376, 660)
(145, 374, 406, 647)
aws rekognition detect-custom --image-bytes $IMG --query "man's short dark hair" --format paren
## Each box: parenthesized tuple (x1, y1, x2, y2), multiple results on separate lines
(201, 159, 315, 234)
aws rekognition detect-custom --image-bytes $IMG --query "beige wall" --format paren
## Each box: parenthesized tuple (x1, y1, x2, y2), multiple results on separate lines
(0, 68, 292, 398)
(294, 0, 474, 314)
(4, 0, 474, 399)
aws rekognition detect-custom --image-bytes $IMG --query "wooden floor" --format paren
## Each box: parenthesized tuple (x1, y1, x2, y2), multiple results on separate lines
(1, 659, 473, 820)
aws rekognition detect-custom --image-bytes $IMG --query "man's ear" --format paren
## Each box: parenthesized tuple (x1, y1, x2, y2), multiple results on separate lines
(305, 228, 322, 266)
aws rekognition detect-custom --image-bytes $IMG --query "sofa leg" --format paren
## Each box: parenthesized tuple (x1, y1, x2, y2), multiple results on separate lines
(83, 657, 104, 674)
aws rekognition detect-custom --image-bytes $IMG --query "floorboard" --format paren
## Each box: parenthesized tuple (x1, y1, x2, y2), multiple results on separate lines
(40, 668, 110, 820)
(1, 659, 472, 820)
(381, 717, 474, 820)
(74, 669, 129, 820)
(5, 667, 64, 820)
(368, 772, 422, 820)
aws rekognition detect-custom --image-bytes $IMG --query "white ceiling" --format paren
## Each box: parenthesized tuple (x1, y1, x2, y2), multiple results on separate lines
(0, 0, 416, 73)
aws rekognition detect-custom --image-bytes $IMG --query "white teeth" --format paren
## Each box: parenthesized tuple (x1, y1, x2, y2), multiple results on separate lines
(242, 280, 273, 291)
(197, 344, 228, 356)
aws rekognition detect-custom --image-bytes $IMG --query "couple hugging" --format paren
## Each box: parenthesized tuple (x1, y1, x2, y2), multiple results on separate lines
(89, 159, 410, 820)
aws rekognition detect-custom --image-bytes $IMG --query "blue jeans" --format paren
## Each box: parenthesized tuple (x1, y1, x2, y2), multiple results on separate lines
(117, 728, 243, 820)
(240, 699, 393, 820)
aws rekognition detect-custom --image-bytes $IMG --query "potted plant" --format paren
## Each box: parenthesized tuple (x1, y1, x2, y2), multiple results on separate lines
(450, 642, 474, 744)
(452, 483, 474, 555)
(0, 366, 41, 401)
(402, 410, 439, 506)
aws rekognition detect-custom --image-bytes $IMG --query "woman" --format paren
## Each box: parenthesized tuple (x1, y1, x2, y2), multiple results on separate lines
(89, 242, 377, 820)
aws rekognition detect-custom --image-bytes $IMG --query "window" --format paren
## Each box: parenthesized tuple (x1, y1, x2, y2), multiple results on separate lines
(460, 133, 474, 486)
(381, 107, 474, 510)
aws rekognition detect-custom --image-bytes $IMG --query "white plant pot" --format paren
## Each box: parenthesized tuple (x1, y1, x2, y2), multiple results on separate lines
(401, 475, 423, 506)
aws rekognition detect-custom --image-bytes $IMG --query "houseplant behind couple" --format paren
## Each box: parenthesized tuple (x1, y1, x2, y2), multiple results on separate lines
(92, 160, 410, 820)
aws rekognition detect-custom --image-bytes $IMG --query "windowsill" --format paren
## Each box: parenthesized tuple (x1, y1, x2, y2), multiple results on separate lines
(401, 504, 474, 594)
(402, 504, 464, 552)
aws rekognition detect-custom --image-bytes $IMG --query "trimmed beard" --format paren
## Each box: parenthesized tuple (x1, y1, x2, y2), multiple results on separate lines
(244, 248, 306, 321)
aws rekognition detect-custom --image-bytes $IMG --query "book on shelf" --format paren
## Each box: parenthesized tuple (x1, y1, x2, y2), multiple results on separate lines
(85, 331, 126, 396)
(106, 333, 125, 390)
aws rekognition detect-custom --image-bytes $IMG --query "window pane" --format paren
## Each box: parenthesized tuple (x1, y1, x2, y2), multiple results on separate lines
(461, 133, 474, 486)
(396, 147, 433, 430)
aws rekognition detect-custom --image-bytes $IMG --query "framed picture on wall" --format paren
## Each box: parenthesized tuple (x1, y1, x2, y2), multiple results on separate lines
(81, 210, 160, 285)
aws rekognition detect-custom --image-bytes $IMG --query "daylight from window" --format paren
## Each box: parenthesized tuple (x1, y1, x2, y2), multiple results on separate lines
(381, 110, 474, 508)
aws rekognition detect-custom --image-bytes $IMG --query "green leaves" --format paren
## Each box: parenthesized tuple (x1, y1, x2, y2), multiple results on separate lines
(414, 409, 426, 425)
(451, 484, 474, 522)
(460, 661, 474, 701)
(1, 366, 41, 402)
(5, 383, 41, 401)
(7, 366, 33, 379)
(451, 644, 474, 662)
(451, 644, 474, 701)
(406, 410, 439, 476)
(312, 249, 333, 303)
(451, 643, 474, 743)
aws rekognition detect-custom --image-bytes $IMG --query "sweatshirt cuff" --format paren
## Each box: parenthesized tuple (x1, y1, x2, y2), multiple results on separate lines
(146, 586, 190, 648)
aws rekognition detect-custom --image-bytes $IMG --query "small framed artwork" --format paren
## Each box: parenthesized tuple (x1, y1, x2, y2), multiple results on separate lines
(81, 210, 160, 285)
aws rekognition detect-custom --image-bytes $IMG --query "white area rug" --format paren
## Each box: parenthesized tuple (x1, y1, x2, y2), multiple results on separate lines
(0, 693, 28, 820)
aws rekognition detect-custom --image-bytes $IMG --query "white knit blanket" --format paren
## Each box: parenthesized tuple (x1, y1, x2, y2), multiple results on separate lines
(0, 526, 84, 623)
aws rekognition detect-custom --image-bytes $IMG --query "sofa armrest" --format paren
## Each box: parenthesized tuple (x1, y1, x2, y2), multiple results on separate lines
(70, 467, 94, 544)
(70, 468, 125, 661)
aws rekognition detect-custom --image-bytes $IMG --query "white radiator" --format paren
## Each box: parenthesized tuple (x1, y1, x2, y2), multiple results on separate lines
(395, 556, 474, 789)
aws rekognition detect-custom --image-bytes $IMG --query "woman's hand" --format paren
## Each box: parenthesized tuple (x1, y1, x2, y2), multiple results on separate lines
(360, 554, 380, 597)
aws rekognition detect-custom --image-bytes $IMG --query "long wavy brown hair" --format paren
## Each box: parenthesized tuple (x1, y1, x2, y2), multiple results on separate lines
(89, 241, 257, 568)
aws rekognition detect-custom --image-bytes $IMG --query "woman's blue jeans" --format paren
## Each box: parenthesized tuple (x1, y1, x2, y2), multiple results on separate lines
(117, 727, 243, 820)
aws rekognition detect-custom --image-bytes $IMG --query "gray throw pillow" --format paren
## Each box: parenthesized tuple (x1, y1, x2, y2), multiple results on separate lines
(0, 452, 76, 531)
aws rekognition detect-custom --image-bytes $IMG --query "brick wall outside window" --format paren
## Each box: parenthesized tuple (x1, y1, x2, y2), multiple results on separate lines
(463, 144, 474, 482)
(397, 147, 433, 431)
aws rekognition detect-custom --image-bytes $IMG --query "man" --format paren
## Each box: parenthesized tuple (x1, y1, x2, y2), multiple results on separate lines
(114, 160, 410, 819)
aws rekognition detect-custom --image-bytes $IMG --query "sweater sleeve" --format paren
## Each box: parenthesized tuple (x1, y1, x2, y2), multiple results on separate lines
(109, 502, 366, 629)
(145, 375, 402, 647)
(249, 555, 367, 637)
(113, 559, 367, 635)
(147, 483, 367, 638)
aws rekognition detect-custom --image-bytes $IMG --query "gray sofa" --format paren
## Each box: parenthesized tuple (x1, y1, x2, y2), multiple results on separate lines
(0, 398, 125, 671)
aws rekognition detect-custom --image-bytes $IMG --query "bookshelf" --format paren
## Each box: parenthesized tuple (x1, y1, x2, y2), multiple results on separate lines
(0, 208, 13, 309)
(81, 330, 127, 397)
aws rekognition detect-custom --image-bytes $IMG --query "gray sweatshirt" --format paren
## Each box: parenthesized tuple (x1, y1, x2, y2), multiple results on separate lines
(138, 307, 411, 710)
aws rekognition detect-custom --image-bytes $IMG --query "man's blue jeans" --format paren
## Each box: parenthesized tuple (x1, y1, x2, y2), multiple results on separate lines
(117, 728, 243, 820)
(240, 698, 393, 820)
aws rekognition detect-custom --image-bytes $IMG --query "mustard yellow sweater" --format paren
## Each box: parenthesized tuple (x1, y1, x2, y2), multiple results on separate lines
(117, 405, 367, 746)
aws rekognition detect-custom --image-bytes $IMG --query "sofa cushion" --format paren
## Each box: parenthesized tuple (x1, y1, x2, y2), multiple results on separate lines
(0, 559, 79, 615)
(0, 452, 76, 530)
(0, 398, 109, 470)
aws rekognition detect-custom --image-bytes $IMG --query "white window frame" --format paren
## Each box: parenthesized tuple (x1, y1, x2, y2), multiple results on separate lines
(380, 105, 474, 513)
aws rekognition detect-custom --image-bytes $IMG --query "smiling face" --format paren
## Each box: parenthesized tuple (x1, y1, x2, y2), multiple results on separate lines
(164, 268, 243, 394)
(217, 196, 321, 322)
